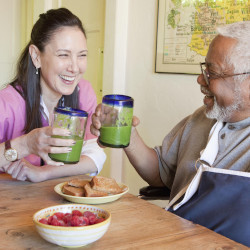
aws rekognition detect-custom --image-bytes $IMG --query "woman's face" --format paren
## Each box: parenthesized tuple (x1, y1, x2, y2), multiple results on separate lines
(38, 26, 87, 98)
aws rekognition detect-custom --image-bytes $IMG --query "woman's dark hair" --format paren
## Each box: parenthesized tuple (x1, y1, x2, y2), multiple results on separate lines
(10, 8, 86, 133)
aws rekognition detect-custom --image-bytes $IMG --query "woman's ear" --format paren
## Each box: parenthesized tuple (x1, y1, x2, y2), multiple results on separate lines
(29, 44, 41, 68)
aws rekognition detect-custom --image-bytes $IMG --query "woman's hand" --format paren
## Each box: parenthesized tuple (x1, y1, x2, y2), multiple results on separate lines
(25, 126, 75, 166)
(4, 159, 47, 182)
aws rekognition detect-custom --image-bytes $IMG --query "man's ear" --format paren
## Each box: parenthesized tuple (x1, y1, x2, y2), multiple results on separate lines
(29, 44, 41, 68)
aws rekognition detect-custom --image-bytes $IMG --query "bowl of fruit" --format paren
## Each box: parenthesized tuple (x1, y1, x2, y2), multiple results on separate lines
(33, 204, 111, 248)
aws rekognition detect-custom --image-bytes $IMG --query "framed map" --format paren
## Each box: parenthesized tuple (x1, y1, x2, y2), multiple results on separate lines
(155, 0, 249, 74)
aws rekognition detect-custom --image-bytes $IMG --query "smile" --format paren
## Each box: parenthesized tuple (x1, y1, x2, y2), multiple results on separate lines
(59, 75, 76, 81)
(200, 86, 214, 98)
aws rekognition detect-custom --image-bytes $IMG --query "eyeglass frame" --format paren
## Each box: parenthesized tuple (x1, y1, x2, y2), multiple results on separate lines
(200, 62, 250, 86)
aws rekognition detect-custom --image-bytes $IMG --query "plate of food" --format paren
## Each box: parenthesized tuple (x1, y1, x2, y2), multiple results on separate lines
(54, 176, 129, 204)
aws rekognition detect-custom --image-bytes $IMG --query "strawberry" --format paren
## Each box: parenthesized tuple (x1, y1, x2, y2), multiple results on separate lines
(54, 212, 65, 220)
(39, 218, 49, 225)
(95, 218, 105, 224)
(63, 214, 73, 226)
(88, 215, 97, 225)
(51, 218, 61, 226)
(83, 211, 95, 218)
(72, 210, 82, 217)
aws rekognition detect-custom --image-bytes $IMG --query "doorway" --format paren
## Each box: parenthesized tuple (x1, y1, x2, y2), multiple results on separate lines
(61, 0, 105, 103)
(0, 0, 105, 104)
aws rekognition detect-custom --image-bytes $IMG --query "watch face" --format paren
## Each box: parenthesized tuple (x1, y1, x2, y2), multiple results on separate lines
(5, 149, 18, 161)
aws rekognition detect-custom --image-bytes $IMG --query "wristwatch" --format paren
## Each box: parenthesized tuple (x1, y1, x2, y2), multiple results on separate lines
(4, 140, 18, 162)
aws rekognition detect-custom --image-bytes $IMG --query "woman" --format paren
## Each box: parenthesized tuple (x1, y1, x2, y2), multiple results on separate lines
(0, 8, 106, 182)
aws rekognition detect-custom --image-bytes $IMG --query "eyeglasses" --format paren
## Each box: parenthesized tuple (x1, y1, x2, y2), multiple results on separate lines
(200, 62, 250, 86)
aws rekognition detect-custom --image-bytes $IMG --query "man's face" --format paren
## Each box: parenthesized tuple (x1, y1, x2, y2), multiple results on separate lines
(197, 35, 250, 122)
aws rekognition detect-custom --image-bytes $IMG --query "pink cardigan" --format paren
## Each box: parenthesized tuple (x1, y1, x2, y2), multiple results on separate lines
(0, 79, 97, 166)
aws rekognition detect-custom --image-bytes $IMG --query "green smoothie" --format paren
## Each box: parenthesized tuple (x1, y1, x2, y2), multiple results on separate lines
(99, 126, 132, 148)
(49, 135, 83, 164)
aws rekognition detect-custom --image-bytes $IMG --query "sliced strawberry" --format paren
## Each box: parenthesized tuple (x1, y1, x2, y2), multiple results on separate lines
(63, 214, 72, 225)
(83, 211, 95, 218)
(51, 218, 60, 226)
(95, 218, 105, 224)
(88, 215, 97, 225)
(39, 218, 49, 225)
(54, 212, 65, 220)
(72, 210, 82, 217)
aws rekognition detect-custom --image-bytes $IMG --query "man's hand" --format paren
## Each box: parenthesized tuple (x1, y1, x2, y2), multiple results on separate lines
(90, 104, 140, 147)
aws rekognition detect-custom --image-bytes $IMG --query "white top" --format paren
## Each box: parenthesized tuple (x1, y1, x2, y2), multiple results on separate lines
(40, 96, 106, 175)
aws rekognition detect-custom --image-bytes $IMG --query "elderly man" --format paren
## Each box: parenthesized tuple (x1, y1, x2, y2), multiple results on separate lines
(91, 21, 250, 246)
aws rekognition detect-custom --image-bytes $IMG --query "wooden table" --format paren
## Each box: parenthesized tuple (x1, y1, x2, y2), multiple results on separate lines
(0, 174, 247, 249)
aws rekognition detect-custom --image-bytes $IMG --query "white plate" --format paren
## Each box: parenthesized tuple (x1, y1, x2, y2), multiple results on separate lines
(54, 181, 129, 204)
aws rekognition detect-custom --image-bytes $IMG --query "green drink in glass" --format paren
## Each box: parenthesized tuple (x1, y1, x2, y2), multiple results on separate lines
(99, 95, 134, 148)
(49, 107, 88, 164)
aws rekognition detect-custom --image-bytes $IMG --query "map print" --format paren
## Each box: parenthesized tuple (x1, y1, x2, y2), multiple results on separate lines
(163, 0, 249, 66)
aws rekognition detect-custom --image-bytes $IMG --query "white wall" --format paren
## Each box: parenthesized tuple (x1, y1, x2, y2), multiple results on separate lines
(103, 0, 203, 195)
(0, 0, 21, 89)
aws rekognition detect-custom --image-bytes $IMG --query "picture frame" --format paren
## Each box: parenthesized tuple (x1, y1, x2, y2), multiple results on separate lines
(155, 0, 249, 74)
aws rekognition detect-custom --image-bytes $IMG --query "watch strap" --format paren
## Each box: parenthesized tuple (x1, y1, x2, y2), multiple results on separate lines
(5, 140, 11, 150)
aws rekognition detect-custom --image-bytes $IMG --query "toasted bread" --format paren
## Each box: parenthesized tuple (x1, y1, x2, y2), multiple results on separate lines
(67, 178, 90, 188)
(90, 176, 122, 194)
(62, 184, 84, 197)
(83, 183, 108, 197)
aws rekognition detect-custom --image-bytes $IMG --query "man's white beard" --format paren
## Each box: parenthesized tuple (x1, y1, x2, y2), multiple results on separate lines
(205, 95, 241, 122)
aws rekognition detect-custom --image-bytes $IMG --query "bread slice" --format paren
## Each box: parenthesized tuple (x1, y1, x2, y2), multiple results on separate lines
(90, 176, 122, 194)
(62, 184, 84, 197)
(83, 183, 108, 197)
(67, 178, 90, 188)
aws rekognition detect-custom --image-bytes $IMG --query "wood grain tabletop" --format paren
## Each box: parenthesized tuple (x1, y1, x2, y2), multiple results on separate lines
(0, 173, 247, 250)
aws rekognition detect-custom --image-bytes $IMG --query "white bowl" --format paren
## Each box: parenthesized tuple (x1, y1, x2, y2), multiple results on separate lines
(33, 204, 111, 248)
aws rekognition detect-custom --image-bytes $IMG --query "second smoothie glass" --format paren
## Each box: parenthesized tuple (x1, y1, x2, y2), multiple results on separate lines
(99, 95, 134, 148)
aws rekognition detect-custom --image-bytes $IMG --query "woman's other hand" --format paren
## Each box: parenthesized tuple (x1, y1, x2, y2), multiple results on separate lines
(4, 159, 47, 182)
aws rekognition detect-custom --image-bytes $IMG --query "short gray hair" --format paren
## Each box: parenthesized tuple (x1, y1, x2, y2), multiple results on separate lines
(217, 21, 250, 82)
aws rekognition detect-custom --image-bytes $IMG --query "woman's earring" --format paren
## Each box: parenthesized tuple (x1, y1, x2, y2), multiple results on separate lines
(36, 67, 39, 75)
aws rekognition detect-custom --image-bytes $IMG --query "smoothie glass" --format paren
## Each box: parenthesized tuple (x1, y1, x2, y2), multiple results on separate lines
(99, 94, 134, 148)
(49, 107, 88, 164)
